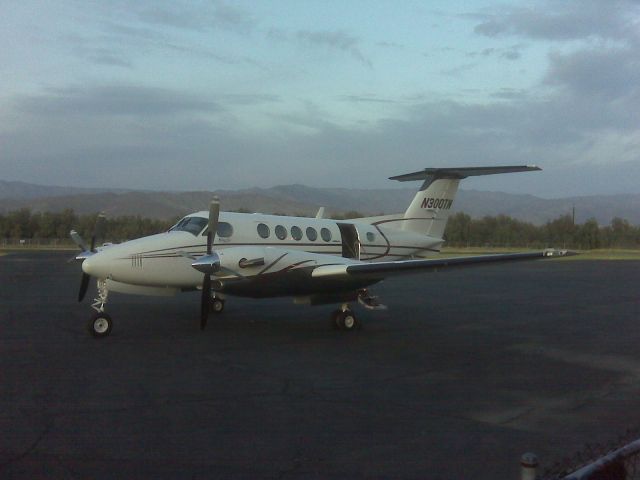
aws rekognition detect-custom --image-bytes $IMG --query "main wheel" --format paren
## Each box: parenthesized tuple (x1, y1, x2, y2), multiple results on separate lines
(88, 312, 113, 338)
(211, 298, 225, 314)
(336, 310, 360, 331)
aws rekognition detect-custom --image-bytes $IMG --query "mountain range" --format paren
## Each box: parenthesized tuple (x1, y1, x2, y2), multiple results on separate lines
(1, 179, 638, 225)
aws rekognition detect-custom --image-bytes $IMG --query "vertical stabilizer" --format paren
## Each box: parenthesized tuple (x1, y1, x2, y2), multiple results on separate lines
(401, 177, 460, 238)
(390, 165, 540, 238)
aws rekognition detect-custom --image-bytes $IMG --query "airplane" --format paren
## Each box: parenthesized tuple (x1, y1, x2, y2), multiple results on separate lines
(71, 165, 571, 337)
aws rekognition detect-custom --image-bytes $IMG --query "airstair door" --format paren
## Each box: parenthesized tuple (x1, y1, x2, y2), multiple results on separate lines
(337, 223, 360, 260)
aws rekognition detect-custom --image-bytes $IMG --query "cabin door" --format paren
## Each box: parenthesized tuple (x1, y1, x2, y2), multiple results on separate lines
(337, 223, 360, 260)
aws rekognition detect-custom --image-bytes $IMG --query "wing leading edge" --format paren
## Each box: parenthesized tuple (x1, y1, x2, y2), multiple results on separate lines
(311, 249, 574, 280)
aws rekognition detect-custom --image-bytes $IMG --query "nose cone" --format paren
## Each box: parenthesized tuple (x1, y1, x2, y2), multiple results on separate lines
(82, 253, 109, 278)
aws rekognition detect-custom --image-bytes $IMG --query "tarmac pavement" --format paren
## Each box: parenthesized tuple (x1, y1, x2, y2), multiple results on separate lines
(1, 251, 640, 479)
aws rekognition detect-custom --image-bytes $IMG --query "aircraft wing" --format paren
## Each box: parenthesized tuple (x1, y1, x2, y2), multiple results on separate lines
(312, 250, 573, 280)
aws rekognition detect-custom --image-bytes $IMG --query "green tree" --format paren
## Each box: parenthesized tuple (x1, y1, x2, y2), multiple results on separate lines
(577, 218, 600, 249)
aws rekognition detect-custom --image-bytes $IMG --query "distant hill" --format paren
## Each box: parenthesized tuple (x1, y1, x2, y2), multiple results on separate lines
(0, 179, 127, 200)
(1, 180, 638, 225)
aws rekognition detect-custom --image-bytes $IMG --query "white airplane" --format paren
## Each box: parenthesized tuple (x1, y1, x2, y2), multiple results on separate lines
(71, 165, 571, 337)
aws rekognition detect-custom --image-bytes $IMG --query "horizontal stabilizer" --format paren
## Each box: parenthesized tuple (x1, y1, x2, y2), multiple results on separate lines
(389, 165, 540, 182)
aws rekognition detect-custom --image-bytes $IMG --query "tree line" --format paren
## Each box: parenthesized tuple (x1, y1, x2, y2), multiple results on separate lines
(444, 213, 639, 249)
(0, 209, 175, 244)
(1, 208, 639, 249)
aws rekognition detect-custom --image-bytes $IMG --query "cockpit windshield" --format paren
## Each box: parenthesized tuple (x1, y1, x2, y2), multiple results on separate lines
(169, 216, 208, 236)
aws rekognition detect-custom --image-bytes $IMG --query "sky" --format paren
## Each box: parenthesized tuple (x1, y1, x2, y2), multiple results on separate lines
(1, 0, 639, 197)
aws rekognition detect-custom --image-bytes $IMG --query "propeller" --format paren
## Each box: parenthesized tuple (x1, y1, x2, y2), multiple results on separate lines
(78, 271, 90, 302)
(72, 213, 106, 302)
(200, 198, 220, 330)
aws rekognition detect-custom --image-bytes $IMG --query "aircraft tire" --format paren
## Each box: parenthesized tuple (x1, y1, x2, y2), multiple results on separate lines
(336, 310, 360, 331)
(88, 312, 113, 338)
(211, 298, 225, 314)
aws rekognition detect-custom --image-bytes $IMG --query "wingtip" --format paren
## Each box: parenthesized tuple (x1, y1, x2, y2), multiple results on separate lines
(543, 248, 578, 257)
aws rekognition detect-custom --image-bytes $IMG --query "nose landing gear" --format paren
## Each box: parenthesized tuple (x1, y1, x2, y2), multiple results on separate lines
(87, 279, 112, 338)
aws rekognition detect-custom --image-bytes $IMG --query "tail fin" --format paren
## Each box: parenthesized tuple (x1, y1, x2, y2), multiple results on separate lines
(391, 165, 541, 238)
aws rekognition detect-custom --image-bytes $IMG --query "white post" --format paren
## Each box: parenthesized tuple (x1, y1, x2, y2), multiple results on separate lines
(520, 452, 538, 480)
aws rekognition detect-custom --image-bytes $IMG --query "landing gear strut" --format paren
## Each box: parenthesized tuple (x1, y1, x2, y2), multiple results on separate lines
(87, 279, 112, 338)
(331, 303, 361, 331)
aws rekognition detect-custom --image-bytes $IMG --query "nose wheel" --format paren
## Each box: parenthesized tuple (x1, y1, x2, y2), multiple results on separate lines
(88, 312, 113, 337)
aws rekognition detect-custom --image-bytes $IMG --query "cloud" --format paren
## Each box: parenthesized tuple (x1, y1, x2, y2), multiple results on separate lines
(62, 16, 261, 72)
(470, 0, 640, 43)
(489, 88, 529, 101)
(501, 49, 520, 61)
(337, 95, 397, 104)
(295, 30, 372, 66)
(2, 79, 639, 196)
(134, 1, 256, 34)
(72, 45, 133, 68)
(267, 28, 372, 66)
(211, 3, 256, 33)
(14, 85, 221, 117)
(544, 47, 640, 100)
(440, 63, 477, 76)
(376, 41, 404, 49)
(467, 44, 523, 61)
(217, 94, 280, 106)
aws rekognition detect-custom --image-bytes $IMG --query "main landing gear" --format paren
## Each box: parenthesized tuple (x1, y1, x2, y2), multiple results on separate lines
(329, 289, 386, 332)
(87, 279, 112, 338)
(210, 292, 225, 314)
(331, 304, 361, 331)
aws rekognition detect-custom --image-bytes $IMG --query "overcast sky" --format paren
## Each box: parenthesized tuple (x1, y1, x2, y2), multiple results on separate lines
(1, 0, 639, 197)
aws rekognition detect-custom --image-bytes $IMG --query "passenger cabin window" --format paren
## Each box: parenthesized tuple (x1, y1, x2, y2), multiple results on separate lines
(202, 221, 233, 238)
(291, 226, 302, 241)
(306, 227, 317, 241)
(275, 225, 287, 240)
(320, 227, 332, 242)
(257, 223, 270, 239)
(170, 216, 208, 236)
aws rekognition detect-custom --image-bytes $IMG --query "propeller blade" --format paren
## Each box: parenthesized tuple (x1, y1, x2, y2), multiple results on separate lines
(201, 197, 220, 330)
(78, 273, 90, 302)
(70, 230, 89, 252)
(95, 213, 106, 239)
(207, 197, 220, 255)
(90, 213, 106, 252)
(200, 275, 211, 330)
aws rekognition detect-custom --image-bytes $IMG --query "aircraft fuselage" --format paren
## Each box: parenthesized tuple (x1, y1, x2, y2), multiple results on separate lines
(82, 211, 442, 298)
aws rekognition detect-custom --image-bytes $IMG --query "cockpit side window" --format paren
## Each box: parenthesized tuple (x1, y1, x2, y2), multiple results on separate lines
(201, 221, 233, 238)
(169, 217, 208, 236)
(216, 222, 233, 238)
